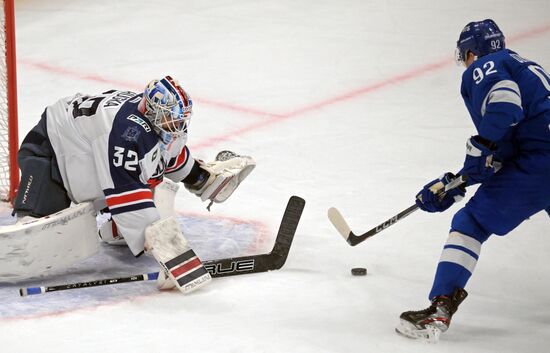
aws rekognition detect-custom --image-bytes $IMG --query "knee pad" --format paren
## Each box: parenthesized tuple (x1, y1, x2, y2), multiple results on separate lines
(13, 156, 71, 217)
(451, 208, 491, 243)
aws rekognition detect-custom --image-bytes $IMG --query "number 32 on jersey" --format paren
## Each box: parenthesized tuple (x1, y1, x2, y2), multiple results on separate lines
(113, 146, 138, 171)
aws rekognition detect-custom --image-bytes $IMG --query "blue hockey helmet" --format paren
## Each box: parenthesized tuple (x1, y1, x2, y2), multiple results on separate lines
(455, 19, 505, 65)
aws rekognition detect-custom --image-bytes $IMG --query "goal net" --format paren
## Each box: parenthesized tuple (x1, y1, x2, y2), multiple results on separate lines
(0, 0, 18, 202)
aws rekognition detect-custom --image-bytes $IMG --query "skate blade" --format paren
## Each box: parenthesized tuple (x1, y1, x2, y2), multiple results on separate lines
(395, 319, 441, 343)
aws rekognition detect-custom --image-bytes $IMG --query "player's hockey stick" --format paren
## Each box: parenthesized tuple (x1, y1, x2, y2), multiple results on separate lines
(327, 175, 466, 246)
(20, 196, 305, 296)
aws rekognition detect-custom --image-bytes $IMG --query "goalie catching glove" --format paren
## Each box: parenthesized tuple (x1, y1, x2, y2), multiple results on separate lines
(184, 150, 256, 210)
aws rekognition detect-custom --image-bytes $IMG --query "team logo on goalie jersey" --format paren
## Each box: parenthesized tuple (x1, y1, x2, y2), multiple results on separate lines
(127, 114, 151, 132)
(122, 126, 141, 142)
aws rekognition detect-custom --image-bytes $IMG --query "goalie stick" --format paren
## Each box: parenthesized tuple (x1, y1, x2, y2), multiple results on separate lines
(20, 196, 305, 296)
(328, 175, 466, 246)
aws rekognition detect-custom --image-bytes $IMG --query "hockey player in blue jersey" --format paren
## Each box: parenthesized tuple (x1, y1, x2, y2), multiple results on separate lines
(396, 20, 550, 341)
(11, 76, 255, 292)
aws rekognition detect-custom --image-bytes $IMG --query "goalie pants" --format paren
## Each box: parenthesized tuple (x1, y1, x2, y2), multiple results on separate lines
(13, 110, 71, 217)
(429, 151, 550, 299)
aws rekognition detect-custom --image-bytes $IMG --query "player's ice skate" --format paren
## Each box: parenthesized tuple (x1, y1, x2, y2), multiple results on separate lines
(395, 288, 468, 343)
(395, 320, 442, 343)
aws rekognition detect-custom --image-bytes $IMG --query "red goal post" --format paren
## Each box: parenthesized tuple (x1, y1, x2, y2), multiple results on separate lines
(0, 0, 18, 202)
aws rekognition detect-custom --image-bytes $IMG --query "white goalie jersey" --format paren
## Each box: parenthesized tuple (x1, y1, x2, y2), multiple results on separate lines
(44, 90, 195, 256)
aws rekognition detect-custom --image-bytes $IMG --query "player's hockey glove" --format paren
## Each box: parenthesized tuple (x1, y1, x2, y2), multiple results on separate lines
(459, 135, 497, 186)
(415, 172, 465, 213)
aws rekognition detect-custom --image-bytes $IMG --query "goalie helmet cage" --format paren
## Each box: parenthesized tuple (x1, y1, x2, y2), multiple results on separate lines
(0, 0, 18, 202)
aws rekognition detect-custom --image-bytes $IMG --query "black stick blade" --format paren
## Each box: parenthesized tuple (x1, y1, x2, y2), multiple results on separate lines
(204, 196, 305, 277)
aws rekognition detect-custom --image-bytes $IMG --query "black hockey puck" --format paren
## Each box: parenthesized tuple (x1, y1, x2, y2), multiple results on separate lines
(351, 267, 367, 276)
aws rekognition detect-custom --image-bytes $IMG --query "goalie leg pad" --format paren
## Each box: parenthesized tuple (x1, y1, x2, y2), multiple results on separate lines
(13, 156, 71, 218)
(14, 112, 71, 217)
(152, 178, 180, 219)
(0, 203, 99, 281)
(156, 267, 176, 290)
(145, 217, 211, 293)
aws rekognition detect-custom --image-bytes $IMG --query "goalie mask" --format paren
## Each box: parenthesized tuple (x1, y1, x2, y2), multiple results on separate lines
(143, 76, 193, 147)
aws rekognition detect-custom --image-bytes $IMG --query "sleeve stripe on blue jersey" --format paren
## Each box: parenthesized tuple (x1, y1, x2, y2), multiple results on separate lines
(105, 188, 154, 211)
(481, 80, 522, 116)
(487, 89, 522, 110)
(104, 183, 150, 196)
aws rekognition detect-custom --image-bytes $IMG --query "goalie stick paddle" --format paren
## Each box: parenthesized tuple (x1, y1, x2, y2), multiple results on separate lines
(19, 272, 160, 297)
(19, 196, 305, 296)
(204, 195, 305, 277)
(328, 175, 466, 246)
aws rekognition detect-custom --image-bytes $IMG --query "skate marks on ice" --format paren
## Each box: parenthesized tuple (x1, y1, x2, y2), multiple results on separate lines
(0, 211, 269, 320)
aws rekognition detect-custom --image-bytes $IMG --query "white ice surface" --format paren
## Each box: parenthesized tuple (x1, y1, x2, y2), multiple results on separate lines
(2, 0, 550, 352)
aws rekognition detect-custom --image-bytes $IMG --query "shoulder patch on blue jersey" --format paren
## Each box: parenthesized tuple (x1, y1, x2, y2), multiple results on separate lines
(127, 114, 151, 132)
(122, 126, 141, 142)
